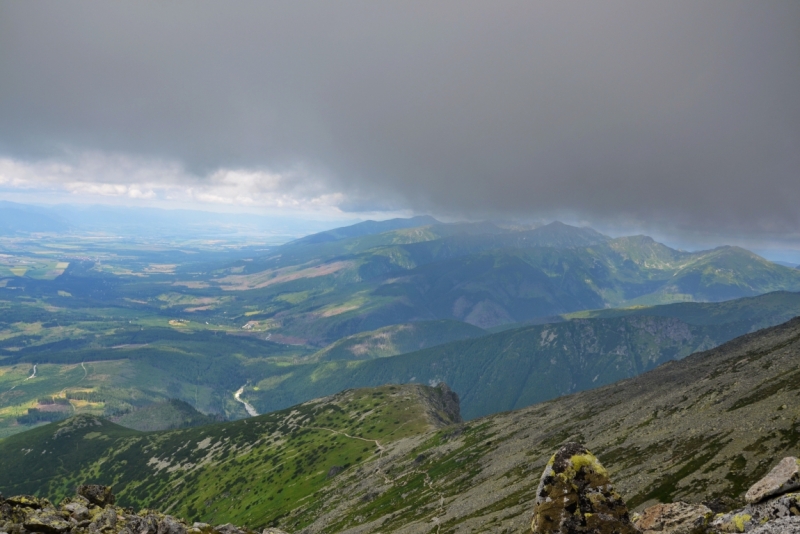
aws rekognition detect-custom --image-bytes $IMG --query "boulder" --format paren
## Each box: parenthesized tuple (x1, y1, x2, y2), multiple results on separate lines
(214, 524, 246, 534)
(64, 502, 90, 521)
(634, 502, 713, 534)
(745, 457, 800, 504)
(5, 496, 48, 510)
(531, 442, 638, 534)
(77, 485, 116, 507)
(125, 514, 160, 534)
(22, 512, 72, 534)
(157, 516, 187, 534)
(711, 492, 800, 532)
(747, 516, 800, 533)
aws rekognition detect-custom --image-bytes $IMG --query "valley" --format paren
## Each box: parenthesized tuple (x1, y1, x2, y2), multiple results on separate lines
(2, 217, 800, 438)
(2, 315, 799, 532)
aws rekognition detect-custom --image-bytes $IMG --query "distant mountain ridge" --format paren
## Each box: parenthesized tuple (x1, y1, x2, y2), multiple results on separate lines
(211, 219, 800, 342)
(285, 215, 440, 246)
(0, 201, 68, 234)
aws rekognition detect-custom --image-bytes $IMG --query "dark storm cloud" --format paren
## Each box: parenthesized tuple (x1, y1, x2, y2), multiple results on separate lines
(1, 1, 799, 235)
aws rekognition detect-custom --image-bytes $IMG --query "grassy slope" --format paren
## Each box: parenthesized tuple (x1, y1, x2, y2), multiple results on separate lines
(246, 291, 800, 419)
(0, 383, 457, 531)
(111, 398, 222, 431)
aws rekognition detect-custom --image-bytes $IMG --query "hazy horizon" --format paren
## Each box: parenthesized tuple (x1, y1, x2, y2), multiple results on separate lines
(2, 1, 799, 258)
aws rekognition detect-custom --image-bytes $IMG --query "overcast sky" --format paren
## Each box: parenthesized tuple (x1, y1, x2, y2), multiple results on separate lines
(1, 1, 799, 254)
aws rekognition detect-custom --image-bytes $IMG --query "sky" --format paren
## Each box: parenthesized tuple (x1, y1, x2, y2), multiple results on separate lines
(1, 1, 799, 257)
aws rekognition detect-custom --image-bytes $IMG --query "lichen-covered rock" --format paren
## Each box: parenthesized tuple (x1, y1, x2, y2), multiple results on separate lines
(261, 529, 289, 534)
(157, 515, 187, 534)
(747, 516, 800, 533)
(4, 496, 48, 510)
(531, 442, 638, 534)
(711, 492, 800, 532)
(124, 514, 160, 534)
(64, 502, 90, 521)
(78, 485, 116, 507)
(22, 512, 72, 534)
(635, 502, 713, 534)
(745, 457, 800, 504)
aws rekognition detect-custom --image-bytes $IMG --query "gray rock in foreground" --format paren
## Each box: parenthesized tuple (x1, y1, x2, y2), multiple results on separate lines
(747, 516, 800, 534)
(745, 457, 800, 504)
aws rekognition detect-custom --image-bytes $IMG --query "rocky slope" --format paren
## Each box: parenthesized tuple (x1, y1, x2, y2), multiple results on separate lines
(276, 316, 800, 533)
(3, 316, 800, 533)
(530, 442, 800, 533)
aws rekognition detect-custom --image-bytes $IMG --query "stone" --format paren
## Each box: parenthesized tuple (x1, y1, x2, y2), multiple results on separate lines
(711, 492, 800, 532)
(745, 457, 800, 504)
(22, 513, 72, 534)
(747, 516, 800, 534)
(5, 496, 47, 510)
(634, 502, 712, 534)
(125, 514, 159, 534)
(531, 442, 638, 534)
(261, 530, 289, 534)
(64, 503, 90, 521)
(157, 516, 186, 534)
(213, 524, 245, 534)
(78, 486, 116, 507)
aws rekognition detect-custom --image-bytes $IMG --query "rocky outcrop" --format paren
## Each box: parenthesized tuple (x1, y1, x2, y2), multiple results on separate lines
(0, 487, 289, 534)
(418, 382, 463, 427)
(531, 442, 637, 534)
(532, 449, 800, 534)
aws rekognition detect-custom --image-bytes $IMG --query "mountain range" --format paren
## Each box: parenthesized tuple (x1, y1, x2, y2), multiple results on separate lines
(2, 314, 799, 532)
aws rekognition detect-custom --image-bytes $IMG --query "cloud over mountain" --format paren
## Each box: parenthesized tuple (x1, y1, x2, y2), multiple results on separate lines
(1, 1, 799, 237)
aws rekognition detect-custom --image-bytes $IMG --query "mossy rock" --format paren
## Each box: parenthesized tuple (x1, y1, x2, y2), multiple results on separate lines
(532, 442, 637, 534)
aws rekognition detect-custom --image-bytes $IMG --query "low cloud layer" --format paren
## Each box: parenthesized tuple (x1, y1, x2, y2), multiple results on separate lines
(0, 154, 349, 214)
(1, 1, 799, 240)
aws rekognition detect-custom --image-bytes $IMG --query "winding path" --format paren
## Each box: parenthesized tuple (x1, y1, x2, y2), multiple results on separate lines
(234, 385, 259, 417)
(307, 426, 385, 453)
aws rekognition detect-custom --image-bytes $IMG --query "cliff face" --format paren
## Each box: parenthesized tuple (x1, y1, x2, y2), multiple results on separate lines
(416, 382, 463, 428)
